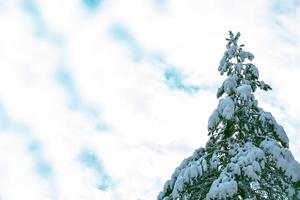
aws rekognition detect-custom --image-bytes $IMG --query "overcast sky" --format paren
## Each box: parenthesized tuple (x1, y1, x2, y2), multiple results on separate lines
(0, 0, 300, 199)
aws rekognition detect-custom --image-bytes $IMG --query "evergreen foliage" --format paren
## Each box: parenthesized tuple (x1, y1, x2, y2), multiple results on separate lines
(157, 32, 300, 200)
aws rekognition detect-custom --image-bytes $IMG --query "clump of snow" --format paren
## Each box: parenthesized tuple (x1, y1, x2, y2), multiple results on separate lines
(218, 48, 235, 75)
(206, 172, 238, 199)
(208, 97, 235, 128)
(227, 45, 237, 58)
(259, 110, 275, 126)
(235, 63, 243, 74)
(275, 124, 289, 147)
(239, 50, 254, 61)
(229, 142, 265, 181)
(162, 180, 171, 193)
(219, 60, 233, 76)
(244, 165, 259, 181)
(258, 110, 289, 147)
(171, 157, 208, 199)
(172, 177, 184, 199)
(172, 176, 184, 199)
(260, 139, 300, 182)
(218, 97, 235, 120)
(237, 84, 252, 101)
(217, 86, 225, 98)
(286, 187, 295, 197)
(246, 63, 259, 78)
(158, 148, 207, 199)
(208, 109, 220, 129)
(233, 163, 241, 176)
(210, 153, 220, 170)
(218, 57, 227, 74)
(223, 75, 238, 94)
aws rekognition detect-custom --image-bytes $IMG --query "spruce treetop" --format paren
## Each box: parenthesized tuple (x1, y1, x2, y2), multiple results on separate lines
(157, 32, 300, 200)
(207, 31, 287, 150)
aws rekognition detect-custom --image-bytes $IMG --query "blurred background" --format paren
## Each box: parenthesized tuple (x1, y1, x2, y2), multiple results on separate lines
(0, 0, 300, 199)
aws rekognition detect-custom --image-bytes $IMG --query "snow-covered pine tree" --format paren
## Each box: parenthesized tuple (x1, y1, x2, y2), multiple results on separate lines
(157, 32, 300, 200)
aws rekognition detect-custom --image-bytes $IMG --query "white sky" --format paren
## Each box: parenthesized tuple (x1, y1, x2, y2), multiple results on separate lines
(0, 0, 300, 199)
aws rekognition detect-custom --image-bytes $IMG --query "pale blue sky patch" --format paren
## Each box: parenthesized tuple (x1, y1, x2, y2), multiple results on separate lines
(149, 53, 203, 94)
(55, 67, 82, 110)
(82, 0, 102, 11)
(135, 141, 195, 155)
(257, 92, 286, 113)
(271, 18, 299, 45)
(153, 0, 168, 11)
(26, 140, 58, 195)
(79, 148, 111, 191)
(28, 141, 58, 198)
(164, 68, 200, 94)
(0, 101, 31, 134)
(54, 66, 111, 131)
(111, 24, 144, 61)
(268, 0, 300, 45)
(0, 100, 56, 194)
(24, 0, 110, 132)
(0, 101, 12, 130)
(111, 24, 200, 95)
(23, 0, 110, 132)
(22, 0, 46, 37)
(82, 105, 111, 131)
(271, 0, 300, 15)
(26, 137, 55, 179)
(147, 52, 169, 70)
(22, 0, 67, 46)
(36, 159, 54, 178)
